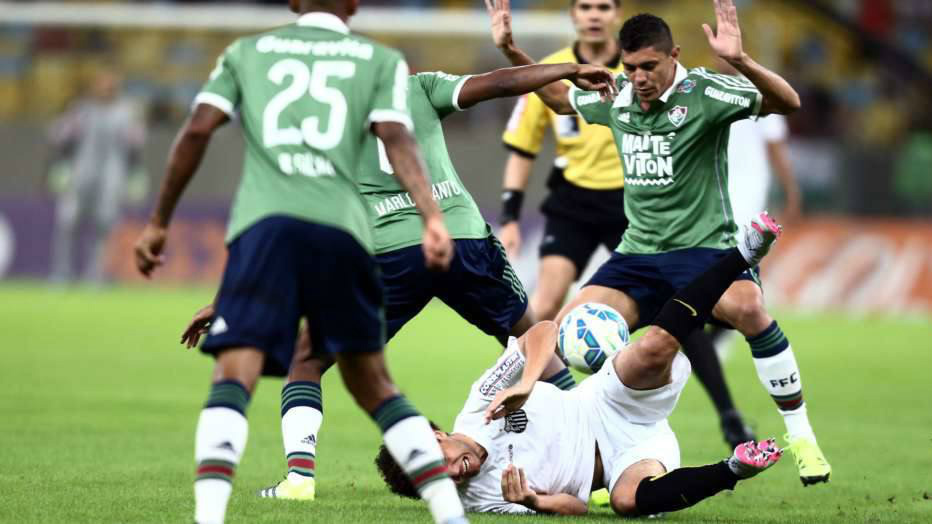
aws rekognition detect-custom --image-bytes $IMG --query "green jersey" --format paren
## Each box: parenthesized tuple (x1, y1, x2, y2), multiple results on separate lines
(570, 64, 762, 255)
(195, 12, 413, 251)
(357, 72, 488, 254)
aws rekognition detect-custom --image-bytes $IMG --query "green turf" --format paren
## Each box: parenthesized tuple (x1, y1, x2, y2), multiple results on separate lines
(1, 282, 930, 523)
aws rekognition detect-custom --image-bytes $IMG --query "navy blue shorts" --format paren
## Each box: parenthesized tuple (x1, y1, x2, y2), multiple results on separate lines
(585, 247, 760, 330)
(378, 233, 528, 343)
(202, 216, 384, 376)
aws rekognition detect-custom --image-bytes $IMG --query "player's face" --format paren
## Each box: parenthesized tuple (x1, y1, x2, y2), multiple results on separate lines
(622, 45, 680, 102)
(436, 433, 482, 484)
(571, 0, 620, 45)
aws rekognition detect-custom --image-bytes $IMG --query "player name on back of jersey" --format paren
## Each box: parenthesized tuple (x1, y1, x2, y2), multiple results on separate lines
(256, 35, 374, 60)
(278, 151, 336, 178)
(372, 180, 464, 217)
(621, 132, 674, 185)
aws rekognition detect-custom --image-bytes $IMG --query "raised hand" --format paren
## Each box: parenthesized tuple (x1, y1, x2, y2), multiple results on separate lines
(485, 0, 514, 50)
(702, 0, 744, 62)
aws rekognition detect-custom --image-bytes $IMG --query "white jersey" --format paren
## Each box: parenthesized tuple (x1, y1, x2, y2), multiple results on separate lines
(727, 114, 788, 227)
(452, 338, 596, 514)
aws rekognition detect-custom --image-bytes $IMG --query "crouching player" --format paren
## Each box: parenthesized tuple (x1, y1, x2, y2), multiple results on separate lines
(376, 213, 784, 516)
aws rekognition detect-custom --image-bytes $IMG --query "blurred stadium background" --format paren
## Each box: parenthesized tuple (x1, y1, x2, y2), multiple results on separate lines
(0, 0, 931, 316)
(2, 2, 932, 523)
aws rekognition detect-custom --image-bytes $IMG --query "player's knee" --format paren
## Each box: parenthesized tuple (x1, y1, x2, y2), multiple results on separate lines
(729, 293, 769, 333)
(638, 327, 680, 372)
(609, 485, 639, 516)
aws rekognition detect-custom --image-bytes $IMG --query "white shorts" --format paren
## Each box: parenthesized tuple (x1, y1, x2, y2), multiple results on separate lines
(574, 351, 692, 493)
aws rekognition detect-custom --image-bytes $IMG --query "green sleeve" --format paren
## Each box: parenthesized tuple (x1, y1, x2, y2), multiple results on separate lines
(193, 41, 242, 117)
(416, 71, 472, 119)
(367, 49, 414, 131)
(568, 86, 611, 126)
(693, 68, 763, 126)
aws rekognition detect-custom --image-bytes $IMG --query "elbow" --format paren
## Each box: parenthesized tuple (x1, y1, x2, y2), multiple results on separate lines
(785, 91, 801, 113)
(372, 121, 409, 146)
(557, 104, 576, 116)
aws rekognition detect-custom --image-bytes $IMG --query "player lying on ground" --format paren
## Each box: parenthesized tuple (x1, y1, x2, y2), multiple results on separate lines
(376, 213, 784, 516)
(181, 60, 618, 500)
(488, 0, 830, 485)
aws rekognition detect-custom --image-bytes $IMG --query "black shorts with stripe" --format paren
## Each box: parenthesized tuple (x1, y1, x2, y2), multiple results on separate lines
(377, 230, 528, 344)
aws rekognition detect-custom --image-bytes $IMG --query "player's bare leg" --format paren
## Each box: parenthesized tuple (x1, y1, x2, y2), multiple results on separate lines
(531, 255, 578, 321)
(556, 284, 640, 329)
(195, 348, 264, 524)
(508, 307, 536, 338)
(337, 352, 467, 524)
(713, 280, 832, 485)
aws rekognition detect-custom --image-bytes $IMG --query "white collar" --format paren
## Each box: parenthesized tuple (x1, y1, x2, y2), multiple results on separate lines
(658, 62, 689, 103)
(296, 12, 350, 34)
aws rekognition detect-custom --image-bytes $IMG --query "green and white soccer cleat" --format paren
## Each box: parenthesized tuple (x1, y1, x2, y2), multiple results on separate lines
(258, 476, 316, 500)
(784, 433, 831, 486)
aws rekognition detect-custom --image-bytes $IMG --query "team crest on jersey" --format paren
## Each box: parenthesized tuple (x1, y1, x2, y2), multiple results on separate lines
(667, 106, 688, 127)
(504, 410, 528, 433)
(676, 79, 696, 94)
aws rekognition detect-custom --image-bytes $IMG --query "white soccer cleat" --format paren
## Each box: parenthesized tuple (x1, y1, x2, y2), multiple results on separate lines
(726, 438, 783, 479)
(737, 211, 783, 266)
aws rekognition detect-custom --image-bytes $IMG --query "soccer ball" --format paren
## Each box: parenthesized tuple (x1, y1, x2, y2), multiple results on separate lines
(557, 303, 630, 374)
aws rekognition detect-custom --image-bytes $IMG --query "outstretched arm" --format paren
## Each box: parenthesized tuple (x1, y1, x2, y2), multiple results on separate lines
(702, 0, 800, 115)
(484, 320, 558, 422)
(134, 104, 228, 277)
(485, 0, 591, 115)
(458, 63, 613, 109)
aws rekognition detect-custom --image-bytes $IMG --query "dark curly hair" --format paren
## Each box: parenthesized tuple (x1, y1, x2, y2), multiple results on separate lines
(374, 420, 443, 499)
(619, 14, 674, 54)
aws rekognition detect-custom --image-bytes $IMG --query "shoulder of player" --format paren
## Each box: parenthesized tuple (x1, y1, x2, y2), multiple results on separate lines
(688, 67, 758, 93)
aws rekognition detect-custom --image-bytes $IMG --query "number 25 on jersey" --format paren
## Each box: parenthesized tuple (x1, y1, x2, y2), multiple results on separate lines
(263, 59, 356, 151)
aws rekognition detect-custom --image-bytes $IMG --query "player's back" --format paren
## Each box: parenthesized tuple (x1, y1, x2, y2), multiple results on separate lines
(357, 72, 487, 254)
(196, 13, 411, 250)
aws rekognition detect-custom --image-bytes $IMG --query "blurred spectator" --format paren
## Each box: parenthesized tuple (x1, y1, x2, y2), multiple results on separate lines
(46, 65, 146, 285)
(894, 126, 932, 215)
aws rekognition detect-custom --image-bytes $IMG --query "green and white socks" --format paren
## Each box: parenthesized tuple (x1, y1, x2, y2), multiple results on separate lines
(194, 380, 250, 524)
(747, 321, 815, 440)
(281, 381, 323, 483)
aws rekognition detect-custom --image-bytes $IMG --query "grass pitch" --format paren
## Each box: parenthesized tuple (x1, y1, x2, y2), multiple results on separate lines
(1, 282, 930, 524)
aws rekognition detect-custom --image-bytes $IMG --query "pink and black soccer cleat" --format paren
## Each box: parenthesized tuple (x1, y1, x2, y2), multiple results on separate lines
(738, 212, 783, 266)
(726, 438, 783, 479)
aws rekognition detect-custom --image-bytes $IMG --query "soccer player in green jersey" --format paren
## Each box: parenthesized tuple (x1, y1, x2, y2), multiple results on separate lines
(182, 56, 617, 501)
(133, 1, 482, 523)
(488, 0, 831, 486)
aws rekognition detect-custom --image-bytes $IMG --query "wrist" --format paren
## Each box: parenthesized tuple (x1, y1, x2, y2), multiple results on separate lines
(500, 189, 524, 225)
(724, 52, 751, 69)
(149, 215, 169, 229)
(523, 492, 540, 510)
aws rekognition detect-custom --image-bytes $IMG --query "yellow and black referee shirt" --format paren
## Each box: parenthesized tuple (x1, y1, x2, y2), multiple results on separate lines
(503, 44, 625, 192)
